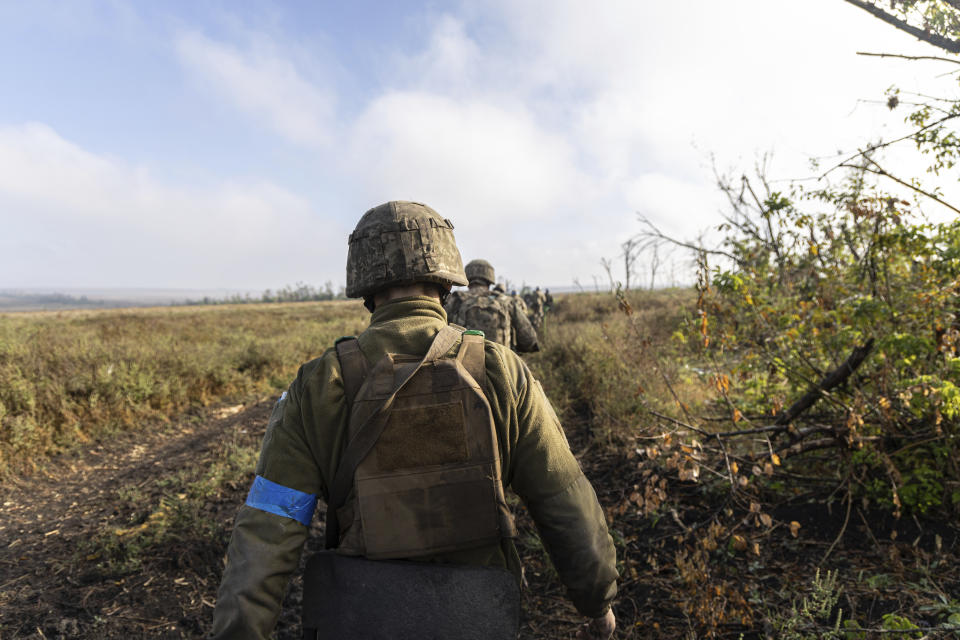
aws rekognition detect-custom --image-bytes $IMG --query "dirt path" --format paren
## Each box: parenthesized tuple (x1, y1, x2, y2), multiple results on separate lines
(0, 398, 274, 639)
(6, 394, 956, 639)
(0, 393, 598, 640)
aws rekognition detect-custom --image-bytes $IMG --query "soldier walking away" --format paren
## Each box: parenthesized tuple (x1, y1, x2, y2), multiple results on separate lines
(544, 288, 554, 311)
(446, 259, 540, 353)
(210, 201, 618, 640)
(524, 286, 547, 329)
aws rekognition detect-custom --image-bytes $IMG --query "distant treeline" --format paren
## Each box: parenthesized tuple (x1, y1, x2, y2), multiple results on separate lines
(182, 282, 346, 306)
(0, 292, 115, 310)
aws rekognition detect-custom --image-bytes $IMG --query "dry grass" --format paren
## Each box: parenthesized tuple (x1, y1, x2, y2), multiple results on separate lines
(526, 288, 707, 441)
(0, 301, 368, 476)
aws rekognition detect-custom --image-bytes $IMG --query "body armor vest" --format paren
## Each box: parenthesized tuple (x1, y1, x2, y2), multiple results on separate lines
(456, 292, 511, 348)
(332, 328, 515, 559)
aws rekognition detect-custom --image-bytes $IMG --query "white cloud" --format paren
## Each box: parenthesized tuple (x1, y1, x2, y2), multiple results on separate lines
(346, 91, 592, 230)
(175, 30, 335, 147)
(0, 123, 336, 288)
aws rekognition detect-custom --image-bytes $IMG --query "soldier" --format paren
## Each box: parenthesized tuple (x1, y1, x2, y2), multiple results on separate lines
(211, 201, 617, 640)
(511, 289, 528, 316)
(446, 259, 539, 353)
(544, 288, 554, 311)
(525, 286, 547, 329)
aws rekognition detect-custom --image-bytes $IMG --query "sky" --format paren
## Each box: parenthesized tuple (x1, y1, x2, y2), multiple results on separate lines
(0, 0, 957, 293)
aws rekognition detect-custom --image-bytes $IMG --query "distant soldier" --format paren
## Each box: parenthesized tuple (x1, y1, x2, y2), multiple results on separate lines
(492, 283, 505, 294)
(544, 288, 554, 311)
(446, 260, 539, 353)
(525, 286, 547, 329)
(511, 290, 528, 316)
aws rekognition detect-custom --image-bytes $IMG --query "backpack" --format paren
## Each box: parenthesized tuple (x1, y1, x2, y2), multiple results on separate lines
(328, 325, 515, 558)
(301, 326, 520, 640)
(457, 292, 511, 348)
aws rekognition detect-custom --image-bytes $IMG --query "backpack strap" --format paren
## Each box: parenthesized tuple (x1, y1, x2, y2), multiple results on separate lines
(325, 325, 465, 549)
(457, 331, 516, 540)
(458, 331, 486, 391)
(335, 337, 367, 405)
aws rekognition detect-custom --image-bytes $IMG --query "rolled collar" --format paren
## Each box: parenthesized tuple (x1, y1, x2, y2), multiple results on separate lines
(369, 296, 448, 326)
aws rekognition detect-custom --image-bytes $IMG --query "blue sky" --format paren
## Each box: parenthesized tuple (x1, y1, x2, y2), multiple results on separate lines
(0, 1, 955, 292)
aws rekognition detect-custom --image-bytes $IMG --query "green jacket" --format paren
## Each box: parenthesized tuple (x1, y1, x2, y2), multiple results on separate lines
(211, 296, 618, 639)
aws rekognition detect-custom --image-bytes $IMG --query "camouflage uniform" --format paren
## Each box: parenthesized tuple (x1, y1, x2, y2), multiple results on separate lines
(446, 260, 539, 353)
(211, 202, 617, 639)
(525, 287, 547, 329)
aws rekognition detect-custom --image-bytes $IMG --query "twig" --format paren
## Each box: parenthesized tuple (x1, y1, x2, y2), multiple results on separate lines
(777, 438, 839, 457)
(822, 112, 960, 177)
(856, 51, 960, 65)
(856, 508, 883, 556)
(635, 215, 738, 263)
(0, 573, 30, 591)
(645, 409, 738, 490)
(839, 161, 960, 216)
(820, 482, 853, 565)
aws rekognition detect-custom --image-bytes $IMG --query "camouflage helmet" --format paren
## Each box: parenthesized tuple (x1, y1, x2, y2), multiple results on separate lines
(345, 201, 468, 299)
(465, 259, 495, 286)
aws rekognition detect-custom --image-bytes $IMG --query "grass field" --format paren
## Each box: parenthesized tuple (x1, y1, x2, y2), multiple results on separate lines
(2, 290, 958, 639)
(0, 301, 369, 475)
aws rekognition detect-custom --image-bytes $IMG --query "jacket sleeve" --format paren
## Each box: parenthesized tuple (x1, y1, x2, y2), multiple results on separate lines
(501, 354, 618, 617)
(211, 384, 321, 639)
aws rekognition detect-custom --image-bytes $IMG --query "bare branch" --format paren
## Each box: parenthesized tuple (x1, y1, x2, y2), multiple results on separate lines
(839, 161, 960, 215)
(856, 51, 960, 65)
(822, 112, 960, 177)
(635, 215, 738, 262)
(842, 0, 960, 53)
(774, 339, 875, 426)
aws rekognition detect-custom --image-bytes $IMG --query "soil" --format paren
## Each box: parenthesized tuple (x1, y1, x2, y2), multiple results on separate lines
(2, 400, 959, 639)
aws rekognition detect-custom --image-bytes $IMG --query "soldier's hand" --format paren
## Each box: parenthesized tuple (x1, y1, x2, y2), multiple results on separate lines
(576, 608, 615, 640)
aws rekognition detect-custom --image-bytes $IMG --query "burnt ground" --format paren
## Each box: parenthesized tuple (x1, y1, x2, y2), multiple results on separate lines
(2, 400, 960, 639)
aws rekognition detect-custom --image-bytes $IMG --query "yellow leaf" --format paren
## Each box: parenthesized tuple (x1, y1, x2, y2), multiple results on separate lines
(731, 534, 747, 551)
(789, 521, 801, 537)
(749, 502, 761, 513)
(730, 461, 739, 474)
(771, 454, 781, 466)
(732, 408, 742, 423)
(759, 513, 772, 527)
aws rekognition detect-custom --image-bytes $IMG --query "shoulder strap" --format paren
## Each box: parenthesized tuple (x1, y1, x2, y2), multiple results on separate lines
(335, 338, 367, 405)
(325, 324, 465, 548)
(458, 332, 516, 540)
(458, 332, 486, 391)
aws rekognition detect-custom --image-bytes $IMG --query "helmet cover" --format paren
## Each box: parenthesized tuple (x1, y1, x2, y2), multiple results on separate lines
(465, 259, 495, 286)
(345, 201, 468, 299)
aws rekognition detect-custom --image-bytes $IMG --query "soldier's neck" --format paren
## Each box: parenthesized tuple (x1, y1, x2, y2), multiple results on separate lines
(468, 283, 490, 294)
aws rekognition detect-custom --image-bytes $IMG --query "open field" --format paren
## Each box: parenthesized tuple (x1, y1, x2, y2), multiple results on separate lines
(0, 301, 369, 476)
(1, 292, 958, 639)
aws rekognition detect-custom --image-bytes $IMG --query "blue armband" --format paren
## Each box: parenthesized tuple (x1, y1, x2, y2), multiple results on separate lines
(245, 475, 317, 526)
